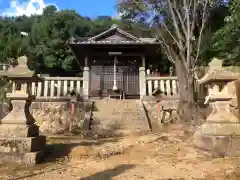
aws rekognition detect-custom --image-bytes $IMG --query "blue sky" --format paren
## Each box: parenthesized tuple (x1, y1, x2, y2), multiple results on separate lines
(0, 0, 117, 18)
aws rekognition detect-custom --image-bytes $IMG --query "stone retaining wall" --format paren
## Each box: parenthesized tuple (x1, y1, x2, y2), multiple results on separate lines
(31, 101, 85, 134)
(0, 100, 85, 135)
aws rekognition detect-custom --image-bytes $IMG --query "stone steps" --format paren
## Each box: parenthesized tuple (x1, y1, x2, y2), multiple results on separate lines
(90, 99, 150, 136)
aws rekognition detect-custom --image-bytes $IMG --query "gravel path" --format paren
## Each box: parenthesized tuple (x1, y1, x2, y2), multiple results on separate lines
(0, 125, 239, 180)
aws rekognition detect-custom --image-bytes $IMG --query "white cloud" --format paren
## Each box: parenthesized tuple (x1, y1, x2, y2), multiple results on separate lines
(114, 11, 124, 20)
(2, 0, 56, 17)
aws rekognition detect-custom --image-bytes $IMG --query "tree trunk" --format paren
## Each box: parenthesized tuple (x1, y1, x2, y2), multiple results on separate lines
(175, 59, 198, 124)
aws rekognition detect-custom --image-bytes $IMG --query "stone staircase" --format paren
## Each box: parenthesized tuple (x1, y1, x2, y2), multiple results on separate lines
(90, 99, 150, 136)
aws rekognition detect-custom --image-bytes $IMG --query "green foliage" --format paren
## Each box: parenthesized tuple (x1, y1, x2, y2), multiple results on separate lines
(0, 78, 12, 102)
(0, 5, 152, 75)
(213, 0, 240, 65)
(27, 8, 93, 73)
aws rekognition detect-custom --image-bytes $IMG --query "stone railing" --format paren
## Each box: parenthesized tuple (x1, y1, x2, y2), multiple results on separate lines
(30, 77, 84, 100)
(146, 76, 179, 97)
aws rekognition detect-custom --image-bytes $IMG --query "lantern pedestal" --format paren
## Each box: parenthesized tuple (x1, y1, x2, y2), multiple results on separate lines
(0, 92, 46, 166)
(0, 56, 46, 166)
(194, 95, 240, 157)
(194, 58, 240, 157)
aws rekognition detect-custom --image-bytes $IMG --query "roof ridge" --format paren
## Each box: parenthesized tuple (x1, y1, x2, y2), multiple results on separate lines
(89, 24, 140, 42)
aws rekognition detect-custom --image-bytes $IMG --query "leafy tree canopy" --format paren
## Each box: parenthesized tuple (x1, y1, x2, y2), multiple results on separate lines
(213, 0, 240, 65)
(0, 5, 152, 75)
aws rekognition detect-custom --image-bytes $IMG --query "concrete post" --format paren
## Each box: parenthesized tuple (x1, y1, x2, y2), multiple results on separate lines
(139, 67, 146, 99)
(83, 67, 90, 99)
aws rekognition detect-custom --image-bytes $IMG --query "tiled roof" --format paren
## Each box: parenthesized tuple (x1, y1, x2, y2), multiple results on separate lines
(68, 24, 159, 45)
(68, 38, 155, 45)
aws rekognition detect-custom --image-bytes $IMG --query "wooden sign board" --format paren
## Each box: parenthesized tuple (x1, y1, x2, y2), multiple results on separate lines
(109, 52, 122, 55)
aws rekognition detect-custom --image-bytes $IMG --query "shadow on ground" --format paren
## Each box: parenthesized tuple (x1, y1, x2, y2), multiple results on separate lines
(44, 136, 123, 162)
(11, 167, 63, 180)
(78, 164, 135, 180)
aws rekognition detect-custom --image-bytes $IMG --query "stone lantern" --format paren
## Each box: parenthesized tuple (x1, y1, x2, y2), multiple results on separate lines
(194, 58, 240, 157)
(0, 56, 46, 166)
(198, 58, 238, 97)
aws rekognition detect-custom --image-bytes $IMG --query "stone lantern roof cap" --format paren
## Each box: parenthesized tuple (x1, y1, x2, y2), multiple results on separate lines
(198, 58, 239, 85)
(198, 69, 239, 85)
(0, 56, 37, 80)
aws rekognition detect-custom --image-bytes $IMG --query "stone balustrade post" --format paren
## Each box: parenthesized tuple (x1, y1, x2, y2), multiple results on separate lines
(166, 80, 171, 96)
(37, 82, 42, 97)
(57, 80, 61, 97)
(139, 67, 146, 99)
(63, 80, 68, 96)
(44, 80, 48, 97)
(83, 67, 90, 99)
(50, 80, 55, 97)
(76, 80, 81, 94)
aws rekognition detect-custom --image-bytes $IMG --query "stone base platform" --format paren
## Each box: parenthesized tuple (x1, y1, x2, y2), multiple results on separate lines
(0, 136, 46, 153)
(0, 151, 44, 166)
(194, 129, 240, 157)
(0, 124, 39, 138)
(200, 123, 240, 136)
(0, 136, 46, 166)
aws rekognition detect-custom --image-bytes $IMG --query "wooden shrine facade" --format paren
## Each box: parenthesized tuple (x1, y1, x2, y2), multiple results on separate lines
(68, 24, 161, 99)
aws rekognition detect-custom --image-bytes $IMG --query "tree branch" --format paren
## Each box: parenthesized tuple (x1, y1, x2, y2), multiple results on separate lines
(156, 28, 176, 64)
(166, 0, 184, 49)
(172, 1, 187, 39)
(161, 21, 180, 48)
(190, 0, 197, 36)
(166, 0, 190, 75)
(185, 0, 191, 68)
(194, 0, 208, 67)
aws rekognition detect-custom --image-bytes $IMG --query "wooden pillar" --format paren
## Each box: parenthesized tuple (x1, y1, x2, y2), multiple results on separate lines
(139, 67, 146, 99)
(112, 56, 118, 90)
(84, 55, 88, 67)
(139, 55, 146, 99)
(83, 55, 89, 99)
(141, 55, 146, 68)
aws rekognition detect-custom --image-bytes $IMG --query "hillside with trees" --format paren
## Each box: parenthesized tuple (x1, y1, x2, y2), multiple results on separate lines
(0, 5, 154, 76)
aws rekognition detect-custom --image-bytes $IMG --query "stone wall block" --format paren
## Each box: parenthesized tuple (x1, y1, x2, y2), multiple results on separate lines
(32, 101, 85, 134)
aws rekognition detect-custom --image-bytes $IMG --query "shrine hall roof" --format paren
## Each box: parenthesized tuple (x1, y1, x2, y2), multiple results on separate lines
(68, 24, 159, 45)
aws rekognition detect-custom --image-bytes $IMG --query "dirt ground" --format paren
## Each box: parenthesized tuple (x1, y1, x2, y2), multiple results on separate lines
(0, 125, 240, 180)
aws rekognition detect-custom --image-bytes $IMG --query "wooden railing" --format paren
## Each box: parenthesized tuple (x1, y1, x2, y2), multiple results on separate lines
(146, 76, 179, 97)
(31, 77, 84, 99)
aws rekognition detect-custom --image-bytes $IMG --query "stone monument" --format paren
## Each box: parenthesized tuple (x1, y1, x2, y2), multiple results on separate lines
(0, 56, 46, 165)
(194, 58, 240, 157)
